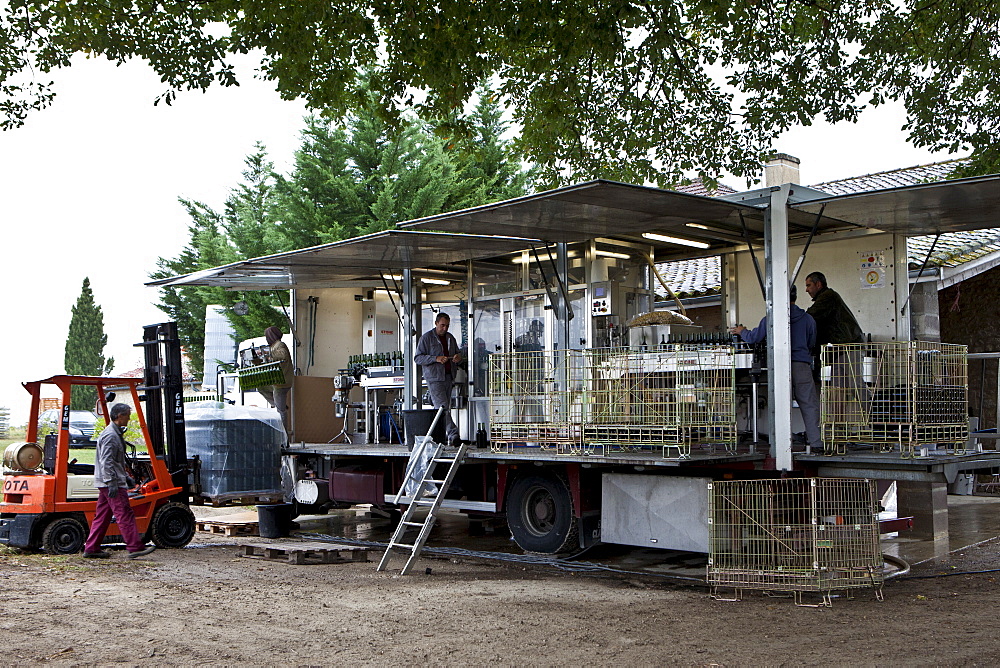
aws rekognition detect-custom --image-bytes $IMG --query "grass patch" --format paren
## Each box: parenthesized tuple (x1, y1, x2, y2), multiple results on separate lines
(0, 547, 89, 572)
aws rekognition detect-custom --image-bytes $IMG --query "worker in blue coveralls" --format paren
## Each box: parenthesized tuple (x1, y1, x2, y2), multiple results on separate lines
(730, 285, 822, 452)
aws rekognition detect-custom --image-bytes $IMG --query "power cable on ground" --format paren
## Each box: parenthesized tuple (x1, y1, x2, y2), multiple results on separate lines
(296, 531, 707, 585)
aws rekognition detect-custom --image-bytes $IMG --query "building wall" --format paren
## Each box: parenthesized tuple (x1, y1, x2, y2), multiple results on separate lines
(293, 287, 364, 377)
(732, 233, 902, 340)
(908, 281, 941, 342)
(939, 267, 1000, 428)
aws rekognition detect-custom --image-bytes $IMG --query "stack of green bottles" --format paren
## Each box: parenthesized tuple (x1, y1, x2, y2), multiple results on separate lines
(348, 351, 404, 368)
(238, 362, 285, 389)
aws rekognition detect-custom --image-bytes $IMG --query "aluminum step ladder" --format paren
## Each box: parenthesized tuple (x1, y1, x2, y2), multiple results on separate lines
(377, 407, 467, 575)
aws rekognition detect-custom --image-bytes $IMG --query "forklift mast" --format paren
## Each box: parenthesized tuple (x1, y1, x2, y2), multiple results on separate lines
(137, 322, 188, 494)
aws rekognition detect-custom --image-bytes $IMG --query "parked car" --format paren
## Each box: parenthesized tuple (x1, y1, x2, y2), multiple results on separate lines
(37, 409, 99, 447)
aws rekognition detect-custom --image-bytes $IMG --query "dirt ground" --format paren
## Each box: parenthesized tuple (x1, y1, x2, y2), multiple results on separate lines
(2, 507, 999, 667)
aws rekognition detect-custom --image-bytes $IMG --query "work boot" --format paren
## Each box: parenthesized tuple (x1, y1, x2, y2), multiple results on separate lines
(126, 546, 156, 560)
(82, 550, 111, 559)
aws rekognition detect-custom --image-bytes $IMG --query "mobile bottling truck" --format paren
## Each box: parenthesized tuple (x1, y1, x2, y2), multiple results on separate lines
(150, 176, 1000, 555)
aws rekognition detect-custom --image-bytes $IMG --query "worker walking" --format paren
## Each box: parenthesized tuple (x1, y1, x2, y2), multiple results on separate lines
(731, 285, 822, 452)
(415, 312, 462, 446)
(82, 403, 156, 559)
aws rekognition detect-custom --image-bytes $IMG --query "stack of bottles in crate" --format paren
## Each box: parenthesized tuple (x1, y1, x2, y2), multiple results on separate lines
(185, 404, 284, 499)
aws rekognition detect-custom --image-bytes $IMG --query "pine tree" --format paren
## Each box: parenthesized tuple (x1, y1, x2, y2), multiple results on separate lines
(156, 92, 533, 377)
(64, 277, 114, 410)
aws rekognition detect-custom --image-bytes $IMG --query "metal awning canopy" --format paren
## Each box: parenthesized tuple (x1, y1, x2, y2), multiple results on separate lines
(398, 180, 867, 258)
(793, 174, 1000, 236)
(148, 174, 1000, 290)
(146, 230, 546, 289)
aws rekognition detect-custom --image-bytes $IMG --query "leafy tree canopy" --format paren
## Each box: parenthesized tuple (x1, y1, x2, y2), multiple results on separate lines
(2, 1, 998, 184)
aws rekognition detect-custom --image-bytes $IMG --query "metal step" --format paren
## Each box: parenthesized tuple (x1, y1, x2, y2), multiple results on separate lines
(384, 495, 496, 512)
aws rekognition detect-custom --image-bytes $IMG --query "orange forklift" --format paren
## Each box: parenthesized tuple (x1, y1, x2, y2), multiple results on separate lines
(0, 323, 196, 554)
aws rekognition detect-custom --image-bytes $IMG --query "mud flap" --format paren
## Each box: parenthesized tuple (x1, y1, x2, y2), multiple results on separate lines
(578, 510, 601, 550)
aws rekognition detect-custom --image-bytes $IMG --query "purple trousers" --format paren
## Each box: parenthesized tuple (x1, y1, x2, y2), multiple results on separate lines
(84, 487, 145, 553)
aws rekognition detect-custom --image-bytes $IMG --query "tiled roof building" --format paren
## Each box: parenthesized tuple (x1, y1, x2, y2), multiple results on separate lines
(656, 158, 997, 297)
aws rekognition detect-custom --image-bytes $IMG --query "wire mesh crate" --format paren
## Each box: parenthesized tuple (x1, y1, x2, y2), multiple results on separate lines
(487, 344, 739, 458)
(580, 345, 737, 457)
(675, 345, 738, 456)
(580, 347, 683, 456)
(821, 341, 968, 458)
(707, 478, 883, 606)
(488, 349, 584, 452)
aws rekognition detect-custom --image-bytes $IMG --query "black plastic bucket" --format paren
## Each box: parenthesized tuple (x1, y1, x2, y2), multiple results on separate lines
(402, 409, 448, 450)
(256, 503, 294, 538)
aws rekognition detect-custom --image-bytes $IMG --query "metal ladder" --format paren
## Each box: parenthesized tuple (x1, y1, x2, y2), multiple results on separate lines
(376, 407, 467, 575)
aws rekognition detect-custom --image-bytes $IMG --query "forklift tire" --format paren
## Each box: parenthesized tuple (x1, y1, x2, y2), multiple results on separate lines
(506, 474, 580, 555)
(149, 502, 196, 549)
(41, 516, 87, 555)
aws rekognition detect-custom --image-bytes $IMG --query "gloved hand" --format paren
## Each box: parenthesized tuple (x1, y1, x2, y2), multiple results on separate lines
(106, 485, 118, 499)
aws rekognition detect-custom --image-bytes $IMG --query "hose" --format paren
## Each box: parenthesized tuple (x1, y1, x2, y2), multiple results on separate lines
(882, 553, 911, 580)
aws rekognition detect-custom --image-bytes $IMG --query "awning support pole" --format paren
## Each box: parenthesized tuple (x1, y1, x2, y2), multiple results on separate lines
(789, 204, 825, 287)
(740, 211, 766, 300)
(764, 185, 793, 472)
(901, 232, 941, 316)
(403, 268, 418, 411)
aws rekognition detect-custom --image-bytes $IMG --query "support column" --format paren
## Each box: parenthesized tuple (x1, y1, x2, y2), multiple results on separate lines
(556, 242, 570, 351)
(892, 233, 912, 341)
(765, 184, 793, 470)
(403, 268, 418, 410)
(896, 480, 949, 541)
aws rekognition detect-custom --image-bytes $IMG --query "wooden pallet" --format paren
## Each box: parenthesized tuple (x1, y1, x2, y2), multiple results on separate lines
(196, 520, 259, 537)
(241, 541, 370, 565)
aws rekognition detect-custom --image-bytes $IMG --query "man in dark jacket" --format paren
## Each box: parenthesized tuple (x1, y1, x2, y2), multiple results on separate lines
(414, 312, 462, 445)
(805, 271, 866, 425)
(731, 286, 822, 452)
(804, 272, 863, 347)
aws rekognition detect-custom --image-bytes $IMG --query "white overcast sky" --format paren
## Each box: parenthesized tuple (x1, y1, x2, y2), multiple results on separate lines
(0, 56, 952, 426)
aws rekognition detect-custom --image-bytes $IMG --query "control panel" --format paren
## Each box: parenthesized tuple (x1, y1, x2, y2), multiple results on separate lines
(591, 285, 611, 316)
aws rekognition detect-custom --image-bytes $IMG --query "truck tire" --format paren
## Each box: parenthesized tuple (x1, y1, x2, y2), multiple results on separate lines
(149, 502, 196, 549)
(507, 474, 579, 555)
(41, 516, 87, 555)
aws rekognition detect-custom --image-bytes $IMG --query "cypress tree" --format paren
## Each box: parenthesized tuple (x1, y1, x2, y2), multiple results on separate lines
(64, 277, 114, 410)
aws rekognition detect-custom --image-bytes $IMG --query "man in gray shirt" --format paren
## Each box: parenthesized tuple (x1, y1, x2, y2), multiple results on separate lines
(414, 313, 462, 446)
(82, 403, 156, 559)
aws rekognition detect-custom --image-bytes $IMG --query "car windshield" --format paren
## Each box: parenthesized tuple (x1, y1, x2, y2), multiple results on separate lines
(70, 411, 97, 422)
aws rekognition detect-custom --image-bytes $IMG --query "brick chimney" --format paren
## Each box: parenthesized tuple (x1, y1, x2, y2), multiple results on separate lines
(764, 153, 800, 186)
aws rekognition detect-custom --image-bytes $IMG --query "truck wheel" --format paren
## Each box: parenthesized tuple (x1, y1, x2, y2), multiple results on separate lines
(150, 502, 196, 548)
(507, 474, 579, 555)
(41, 516, 87, 555)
